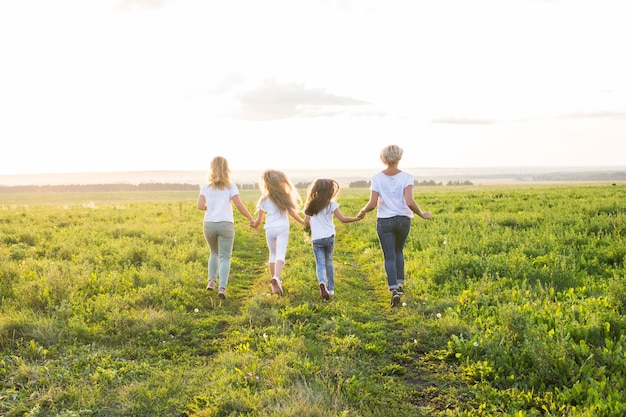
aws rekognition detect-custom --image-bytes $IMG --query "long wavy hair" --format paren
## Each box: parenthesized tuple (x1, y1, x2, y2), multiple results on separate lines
(257, 170, 300, 214)
(207, 156, 230, 189)
(303, 178, 340, 216)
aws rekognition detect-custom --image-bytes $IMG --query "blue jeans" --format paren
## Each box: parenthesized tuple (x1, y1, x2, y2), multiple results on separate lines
(203, 221, 235, 289)
(376, 216, 411, 290)
(312, 235, 335, 292)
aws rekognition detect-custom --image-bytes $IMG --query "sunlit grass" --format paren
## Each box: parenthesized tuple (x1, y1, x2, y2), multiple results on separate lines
(1, 184, 625, 415)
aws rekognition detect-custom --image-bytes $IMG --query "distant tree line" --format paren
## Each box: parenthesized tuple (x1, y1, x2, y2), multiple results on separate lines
(0, 183, 199, 194)
(530, 171, 626, 182)
(415, 180, 441, 186)
(218, 179, 469, 190)
(349, 180, 370, 188)
(347, 179, 473, 188)
(0, 179, 474, 194)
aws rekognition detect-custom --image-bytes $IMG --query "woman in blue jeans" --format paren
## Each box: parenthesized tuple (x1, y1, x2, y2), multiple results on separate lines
(303, 179, 363, 299)
(358, 145, 431, 307)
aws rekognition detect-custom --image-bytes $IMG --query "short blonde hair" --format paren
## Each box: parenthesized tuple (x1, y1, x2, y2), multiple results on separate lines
(380, 144, 403, 164)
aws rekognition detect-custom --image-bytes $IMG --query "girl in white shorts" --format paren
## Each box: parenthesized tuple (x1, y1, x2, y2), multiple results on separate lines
(252, 170, 305, 295)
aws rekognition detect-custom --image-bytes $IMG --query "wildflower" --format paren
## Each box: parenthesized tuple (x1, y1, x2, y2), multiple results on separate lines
(194, 308, 199, 313)
(263, 333, 268, 339)
(414, 339, 418, 344)
(473, 342, 479, 347)
(402, 302, 407, 307)
(436, 313, 442, 319)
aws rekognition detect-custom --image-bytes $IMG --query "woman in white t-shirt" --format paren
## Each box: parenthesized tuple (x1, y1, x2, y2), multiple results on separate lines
(197, 156, 255, 299)
(358, 145, 431, 307)
(303, 179, 363, 300)
(251, 170, 305, 295)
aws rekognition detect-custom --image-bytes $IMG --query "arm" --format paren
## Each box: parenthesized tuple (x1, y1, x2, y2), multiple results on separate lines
(304, 215, 311, 227)
(251, 210, 265, 229)
(288, 207, 305, 225)
(197, 194, 206, 211)
(358, 190, 379, 217)
(333, 208, 361, 223)
(404, 185, 431, 220)
(232, 194, 255, 222)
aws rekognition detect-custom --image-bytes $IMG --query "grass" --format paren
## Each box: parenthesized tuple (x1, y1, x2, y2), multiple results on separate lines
(1, 184, 625, 416)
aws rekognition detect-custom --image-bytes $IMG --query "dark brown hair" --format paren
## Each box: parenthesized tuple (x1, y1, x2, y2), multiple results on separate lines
(303, 178, 340, 216)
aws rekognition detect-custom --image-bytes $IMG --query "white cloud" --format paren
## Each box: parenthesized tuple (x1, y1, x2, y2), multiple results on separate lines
(114, 0, 174, 11)
(233, 80, 369, 120)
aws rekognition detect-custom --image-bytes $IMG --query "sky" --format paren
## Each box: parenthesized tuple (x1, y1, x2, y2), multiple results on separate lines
(1, 0, 625, 176)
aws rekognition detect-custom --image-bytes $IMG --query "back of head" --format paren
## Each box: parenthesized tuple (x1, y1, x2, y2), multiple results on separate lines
(208, 156, 230, 189)
(259, 170, 300, 212)
(380, 144, 403, 165)
(304, 178, 339, 215)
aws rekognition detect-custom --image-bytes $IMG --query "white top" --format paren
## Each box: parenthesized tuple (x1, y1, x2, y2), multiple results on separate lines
(307, 201, 339, 241)
(199, 183, 239, 223)
(258, 197, 289, 229)
(371, 171, 414, 218)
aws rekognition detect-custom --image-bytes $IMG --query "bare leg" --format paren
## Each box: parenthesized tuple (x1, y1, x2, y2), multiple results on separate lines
(270, 260, 284, 295)
(274, 260, 284, 279)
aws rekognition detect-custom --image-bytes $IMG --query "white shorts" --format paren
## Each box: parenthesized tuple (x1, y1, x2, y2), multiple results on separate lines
(265, 226, 290, 263)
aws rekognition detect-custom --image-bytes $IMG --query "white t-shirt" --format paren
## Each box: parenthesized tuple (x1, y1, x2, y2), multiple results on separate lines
(308, 201, 339, 241)
(199, 183, 239, 223)
(371, 171, 414, 219)
(257, 197, 289, 229)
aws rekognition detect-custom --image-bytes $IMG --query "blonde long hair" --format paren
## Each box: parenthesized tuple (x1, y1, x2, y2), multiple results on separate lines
(207, 156, 230, 189)
(257, 170, 301, 214)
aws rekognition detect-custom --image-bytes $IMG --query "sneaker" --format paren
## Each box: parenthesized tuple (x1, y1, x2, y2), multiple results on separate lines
(218, 288, 227, 299)
(319, 283, 330, 300)
(397, 286, 405, 296)
(390, 290, 401, 307)
(270, 276, 284, 296)
(327, 290, 334, 297)
(206, 280, 216, 291)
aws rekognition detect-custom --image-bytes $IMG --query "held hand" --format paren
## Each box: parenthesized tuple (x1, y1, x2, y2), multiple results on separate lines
(422, 211, 431, 220)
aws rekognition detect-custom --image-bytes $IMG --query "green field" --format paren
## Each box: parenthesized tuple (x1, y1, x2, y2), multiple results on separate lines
(1, 184, 625, 416)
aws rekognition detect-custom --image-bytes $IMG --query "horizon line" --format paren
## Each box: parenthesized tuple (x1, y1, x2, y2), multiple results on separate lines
(2, 164, 626, 177)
